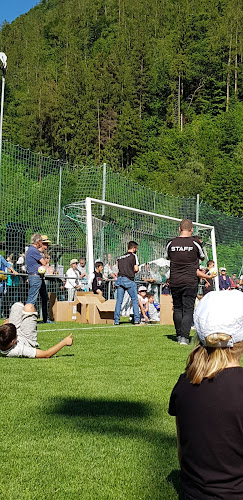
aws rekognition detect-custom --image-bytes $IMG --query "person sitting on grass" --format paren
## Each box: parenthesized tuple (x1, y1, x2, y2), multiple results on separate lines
(137, 285, 149, 323)
(147, 293, 160, 322)
(0, 302, 73, 358)
(169, 290, 243, 500)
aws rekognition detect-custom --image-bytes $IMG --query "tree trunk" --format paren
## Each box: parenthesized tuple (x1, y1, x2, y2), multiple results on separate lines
(235, 24, 238, 95)
(97, 99, 101, 163)
(178, 72, 181, 129)
(226, 29, 232, 112)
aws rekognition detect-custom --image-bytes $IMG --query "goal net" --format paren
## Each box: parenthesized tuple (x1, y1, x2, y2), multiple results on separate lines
(65, 197, 219, 291)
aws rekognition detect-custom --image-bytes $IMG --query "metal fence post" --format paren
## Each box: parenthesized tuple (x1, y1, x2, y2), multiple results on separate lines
(100, 163, 106, 260)
(57, 161, 62, 247)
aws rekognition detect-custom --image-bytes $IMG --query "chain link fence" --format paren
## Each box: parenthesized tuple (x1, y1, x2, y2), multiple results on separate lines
(0, 139, 242, 318)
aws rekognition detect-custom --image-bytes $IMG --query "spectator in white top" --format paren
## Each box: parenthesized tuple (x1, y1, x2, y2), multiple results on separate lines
(65, 259, 82, 301)
(77, 257, 87, 291)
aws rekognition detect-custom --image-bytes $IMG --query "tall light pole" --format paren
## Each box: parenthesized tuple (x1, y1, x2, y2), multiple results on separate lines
(0, 52, 7, 189)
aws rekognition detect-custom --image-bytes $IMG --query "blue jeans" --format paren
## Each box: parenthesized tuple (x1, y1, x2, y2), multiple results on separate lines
(114, 277, 140, 324)
(27, 275, 48, 322)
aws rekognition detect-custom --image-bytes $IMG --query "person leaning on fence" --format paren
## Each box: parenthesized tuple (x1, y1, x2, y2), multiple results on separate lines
(0, 254, 18, 319)
(0, 302, 73, 358)
(92, 261, 105, 296)
(65, 259, 82, 301)
(169, 290, 243, 500)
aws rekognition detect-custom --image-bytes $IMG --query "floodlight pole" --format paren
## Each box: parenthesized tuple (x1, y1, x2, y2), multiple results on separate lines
(0, 64, 6, 190)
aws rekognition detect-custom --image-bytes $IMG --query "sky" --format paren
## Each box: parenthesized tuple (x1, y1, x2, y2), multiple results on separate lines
(0, 1, 39, 26)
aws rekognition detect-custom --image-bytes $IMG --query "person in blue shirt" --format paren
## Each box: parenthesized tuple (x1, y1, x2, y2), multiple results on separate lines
(25, 233, 50, 323)
(0, 255, 18, 318)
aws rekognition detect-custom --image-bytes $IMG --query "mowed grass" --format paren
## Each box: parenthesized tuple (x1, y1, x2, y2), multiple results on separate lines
(0, 322, 191, 500)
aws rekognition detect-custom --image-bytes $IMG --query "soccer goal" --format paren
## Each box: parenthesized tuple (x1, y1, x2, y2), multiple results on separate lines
(64, 197, 219, 291)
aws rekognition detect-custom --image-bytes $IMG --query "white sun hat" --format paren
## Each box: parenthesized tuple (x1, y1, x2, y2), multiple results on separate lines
(194, 291, 243, 348)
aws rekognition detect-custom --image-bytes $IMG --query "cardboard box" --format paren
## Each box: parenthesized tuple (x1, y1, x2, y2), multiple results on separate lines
(49, 293, 79, 322)
(74, 295, 116, 324)
(159, 294, 174, 325)
(49, 292, 116, 324)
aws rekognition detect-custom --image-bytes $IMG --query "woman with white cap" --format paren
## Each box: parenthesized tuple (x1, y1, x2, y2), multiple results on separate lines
(219, 267, 231, 291)
(169, 290, 243, 500)
(65, 259, 82, 301)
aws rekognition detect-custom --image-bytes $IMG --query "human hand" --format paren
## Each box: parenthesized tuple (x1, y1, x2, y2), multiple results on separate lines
(65, 334, 73, 346)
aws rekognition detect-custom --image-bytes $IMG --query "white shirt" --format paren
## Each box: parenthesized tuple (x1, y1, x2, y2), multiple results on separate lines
(0, 337, 36, 358)
(148, 303, 160, 321)
(65, 267, 80, 289)
(77, 264, 86, 277)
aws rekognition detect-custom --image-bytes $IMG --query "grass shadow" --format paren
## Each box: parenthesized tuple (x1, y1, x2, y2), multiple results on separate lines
(167, 334, 178, 342)
(45, 397, 183, 498)
(167, 470, 184, 500)
(53, 397, 151, 418)
(55, 353, 75, 357)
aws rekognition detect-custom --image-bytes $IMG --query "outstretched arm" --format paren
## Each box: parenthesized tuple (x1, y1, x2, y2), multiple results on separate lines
(36, 334, 73, 358)
(197, 269, 216, 279)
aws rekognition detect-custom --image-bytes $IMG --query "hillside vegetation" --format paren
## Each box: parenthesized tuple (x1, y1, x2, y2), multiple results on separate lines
(0, 0, 243, 215)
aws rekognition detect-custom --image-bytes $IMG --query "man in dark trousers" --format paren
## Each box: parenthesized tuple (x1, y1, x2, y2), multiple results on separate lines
(114, 241, 140, 325)
(165, 219, 205, 345)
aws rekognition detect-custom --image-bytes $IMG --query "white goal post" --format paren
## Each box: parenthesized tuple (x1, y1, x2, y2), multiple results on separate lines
(85, 197, 219, 292)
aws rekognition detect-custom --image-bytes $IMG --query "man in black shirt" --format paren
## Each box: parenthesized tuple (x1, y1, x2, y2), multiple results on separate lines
(165, 219, 205, 345)
(114, 241, 140, 325)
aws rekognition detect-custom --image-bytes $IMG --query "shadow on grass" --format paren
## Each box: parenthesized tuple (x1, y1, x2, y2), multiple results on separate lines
(167, 334, 178, 342)
(46, 397, 183, 499)
(55, 353, 75, 357)
(53, 397, 150, 418)
(167, 470, 184, 500)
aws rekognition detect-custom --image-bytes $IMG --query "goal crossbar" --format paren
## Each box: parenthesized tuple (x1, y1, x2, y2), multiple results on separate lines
(85, 197, 219, 291)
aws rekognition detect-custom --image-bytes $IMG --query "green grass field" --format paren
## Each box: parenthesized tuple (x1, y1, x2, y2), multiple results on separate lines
(0, 322, 191, 500)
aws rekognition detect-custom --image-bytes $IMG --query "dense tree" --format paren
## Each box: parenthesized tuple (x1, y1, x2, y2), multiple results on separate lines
(0, 0, 242, 215)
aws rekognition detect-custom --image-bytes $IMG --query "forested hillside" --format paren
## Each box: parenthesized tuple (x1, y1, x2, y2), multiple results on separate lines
(0, 0, 243, 215)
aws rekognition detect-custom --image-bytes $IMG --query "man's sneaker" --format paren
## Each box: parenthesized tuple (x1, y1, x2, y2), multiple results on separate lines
(180, 337, 190, 345)
(113, 322, 120, 326)
(134, 322, 144, 326)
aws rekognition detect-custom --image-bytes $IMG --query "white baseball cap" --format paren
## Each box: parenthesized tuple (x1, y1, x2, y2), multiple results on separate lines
(138, 286, 147, 292)
(194, 291, 243, 347)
